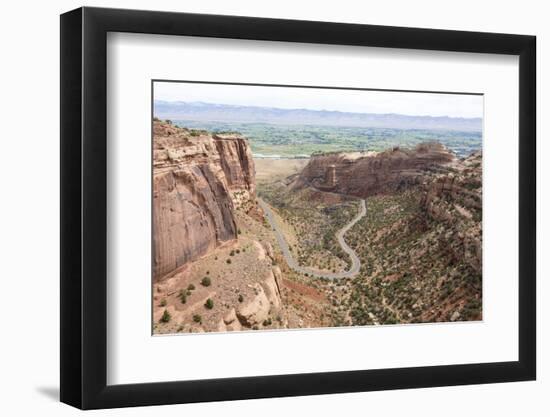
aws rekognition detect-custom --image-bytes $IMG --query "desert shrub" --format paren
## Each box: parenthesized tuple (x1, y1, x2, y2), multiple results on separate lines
(192, 314, 202, 323)
(263, 318, 272, 326)
(187, 284, 195, 291)
(179, 292, 187, 304)
(201, 277, 211, 287)
(226, 259, 232, 264)
(160, 310, 171, 323)
(230, 250, 235, 256)
(159, 298, 167, 307)
(205, 298, 214, 309)
(238, 294, 244, 303)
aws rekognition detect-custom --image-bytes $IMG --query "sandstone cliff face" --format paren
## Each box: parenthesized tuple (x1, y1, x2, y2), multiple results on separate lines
(293, 143, 456, 197)
(214, 134, 256, 196)
(153, 121, 256, 280)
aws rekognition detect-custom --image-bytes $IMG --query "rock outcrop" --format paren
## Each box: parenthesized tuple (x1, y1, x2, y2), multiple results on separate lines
(293, 142, 456, 197)
(214, 133, 256, 204)
(419, 151, 482, 274)
(153, 121, 256, 280)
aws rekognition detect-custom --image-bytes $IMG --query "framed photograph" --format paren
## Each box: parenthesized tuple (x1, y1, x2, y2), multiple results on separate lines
(60, 6, 536, 409)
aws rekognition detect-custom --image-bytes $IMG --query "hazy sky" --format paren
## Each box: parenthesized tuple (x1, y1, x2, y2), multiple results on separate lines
(154, 81, 483, 119)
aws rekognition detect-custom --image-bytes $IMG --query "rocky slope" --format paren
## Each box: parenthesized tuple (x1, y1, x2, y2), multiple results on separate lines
(341, 150, 482, 324)
(420, 151, 482, 275)
(292, 142, 456, 197)
(153, 121, 255, 280)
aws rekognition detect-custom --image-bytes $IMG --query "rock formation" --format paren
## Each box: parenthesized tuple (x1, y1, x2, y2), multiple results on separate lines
(293, 142, 456, 197)
(419, 151, 482, 274)
(153, 121, 256, 280)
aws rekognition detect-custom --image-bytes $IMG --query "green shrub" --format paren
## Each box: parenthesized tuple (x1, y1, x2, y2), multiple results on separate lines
(205, 298, 214, 309)
(201, 277, 211, 287)
(159, 298, 167, 307)
(160, 309, 171, 323)
(187, 284, 195, 291)
(179, 292, 187, 304)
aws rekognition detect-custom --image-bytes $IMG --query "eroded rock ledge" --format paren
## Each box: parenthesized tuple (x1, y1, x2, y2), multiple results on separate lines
(292, 142, 456, 197)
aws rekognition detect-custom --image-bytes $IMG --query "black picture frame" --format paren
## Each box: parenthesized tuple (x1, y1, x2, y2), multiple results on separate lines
(60, 6, 536, 410)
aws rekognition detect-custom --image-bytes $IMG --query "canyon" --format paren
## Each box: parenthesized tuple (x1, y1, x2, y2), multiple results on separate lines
(153, 120, 482, 333)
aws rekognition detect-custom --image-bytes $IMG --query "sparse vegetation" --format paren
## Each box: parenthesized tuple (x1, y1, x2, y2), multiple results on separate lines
(160, 309, 171, 323)
(153, 119, 482, 334)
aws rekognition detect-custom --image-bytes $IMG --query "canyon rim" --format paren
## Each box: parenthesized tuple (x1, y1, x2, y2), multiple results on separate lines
(152, 81, 483, 335)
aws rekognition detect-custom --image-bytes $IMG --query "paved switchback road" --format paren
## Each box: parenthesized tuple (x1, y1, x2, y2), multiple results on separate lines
(258, 198, 366, 279)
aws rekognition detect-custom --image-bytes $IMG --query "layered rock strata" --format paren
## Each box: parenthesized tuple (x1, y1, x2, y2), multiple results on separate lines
(293, 143, 456, 197)
(153, 121, 255, 280)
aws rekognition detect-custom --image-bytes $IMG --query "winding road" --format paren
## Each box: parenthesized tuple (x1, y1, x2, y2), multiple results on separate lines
(258, 197, 367, 279)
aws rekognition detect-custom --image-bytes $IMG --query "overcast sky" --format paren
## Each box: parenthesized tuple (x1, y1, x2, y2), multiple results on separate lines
(154, 81, 483, 119)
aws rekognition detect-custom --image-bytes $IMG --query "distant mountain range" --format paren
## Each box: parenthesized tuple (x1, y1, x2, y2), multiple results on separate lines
(154, 101, 482, 132)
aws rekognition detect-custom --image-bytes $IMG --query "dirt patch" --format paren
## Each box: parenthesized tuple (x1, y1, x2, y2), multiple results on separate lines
(255, 158, 309, 184)
(282, 278, 325, 302)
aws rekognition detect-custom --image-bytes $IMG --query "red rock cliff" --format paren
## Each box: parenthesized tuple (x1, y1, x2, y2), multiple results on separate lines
(153, 121, 256, 280)
(293, 142, 456, 197)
